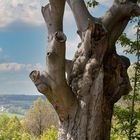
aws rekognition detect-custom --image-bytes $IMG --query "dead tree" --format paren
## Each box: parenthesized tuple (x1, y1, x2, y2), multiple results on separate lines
(29, 0, 140, 139)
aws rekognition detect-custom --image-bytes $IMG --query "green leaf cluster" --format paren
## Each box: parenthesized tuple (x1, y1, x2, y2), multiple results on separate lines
(112, 17, 140, 140)
(0, 98, 58, 140)
(39, 126, 58, 140)
(87, 0, 99, 8)
(0, 115, 31, 140)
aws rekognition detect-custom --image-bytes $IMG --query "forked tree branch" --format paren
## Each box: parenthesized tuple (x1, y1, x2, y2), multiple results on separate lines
(30, 0, 77, 121)
(102, 0, 140, 47)
(67, 0, 95, 32)
(102, 0, 140, 32)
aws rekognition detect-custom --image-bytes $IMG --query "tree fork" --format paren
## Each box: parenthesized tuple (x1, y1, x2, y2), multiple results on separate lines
(30, 0, 140, 139)
(30, 0, 77, 122)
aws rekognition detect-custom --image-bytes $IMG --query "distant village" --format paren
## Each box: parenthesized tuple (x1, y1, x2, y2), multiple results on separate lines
(0, 105, 8, 112)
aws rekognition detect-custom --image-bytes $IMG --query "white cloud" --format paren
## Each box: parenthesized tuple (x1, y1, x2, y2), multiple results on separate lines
(66, 35, 81, 59)
(0, 63, 24, 72)
(116, 44, 127, 54)
(0, 62, 44, 95)
(64, 4, 75, 26)
(0, 0, 112, 28)
(0, 48, 3, 52)
(126, 24, 137, 40)
(0, 0, 77, 28)
(97, 0, 112, 7)
(40, 0, 49, 6)
(0, 63, 44, 72)
(0, 0, 44, 28)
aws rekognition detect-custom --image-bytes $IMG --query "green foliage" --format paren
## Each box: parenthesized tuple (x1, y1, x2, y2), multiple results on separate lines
(118, 33, 140, 54)
(0, 115, 58, 140)
(112, 17, 140, 140)
(0, 103, 58, 140)
(87, 0, 99, 8)
(112, 104, 140, 139)
(40, 126, 58, 140)
(23, 98, 58, 137)
(0, 115, 31, 140)
(0, 97, 59, 140)
(8, 106, 26, 115)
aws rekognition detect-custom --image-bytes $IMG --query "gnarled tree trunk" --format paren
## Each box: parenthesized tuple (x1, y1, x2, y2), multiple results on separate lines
(30, 0, 140, 139)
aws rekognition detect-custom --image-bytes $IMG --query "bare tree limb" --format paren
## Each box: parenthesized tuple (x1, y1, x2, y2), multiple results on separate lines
(30, 70, 77, 121)
(101, 0, 140, 47)
(46, 32, 66, 84)
(29, 70, 53, 101)
(109, 18, 129, 49)
(102, 0, 140, 31)
(30, 0, 77, 121)
(41, 0, 65, 35)
(66, 0, 95, 32)
(29, 0, 135, 138)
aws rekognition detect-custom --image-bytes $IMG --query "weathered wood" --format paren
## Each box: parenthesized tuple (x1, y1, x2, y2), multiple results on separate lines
(101, 0, 140, 48)
(30, 0, 77, 122)
(30, 0, 140, 139)
(67, 0, 94, 32)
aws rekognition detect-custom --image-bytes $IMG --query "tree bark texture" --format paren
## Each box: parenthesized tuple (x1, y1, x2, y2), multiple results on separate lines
(30, 0, 140, 139)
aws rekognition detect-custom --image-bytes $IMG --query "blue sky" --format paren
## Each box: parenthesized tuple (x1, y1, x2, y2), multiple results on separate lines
(0, 0, 136, 95)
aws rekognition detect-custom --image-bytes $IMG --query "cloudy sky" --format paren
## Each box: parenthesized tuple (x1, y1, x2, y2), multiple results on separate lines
(0, 0, 136, 95)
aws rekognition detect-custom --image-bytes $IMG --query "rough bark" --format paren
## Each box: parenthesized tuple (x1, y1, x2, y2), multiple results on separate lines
(30, 0, 140, 139)
(30, 0, 77, 122)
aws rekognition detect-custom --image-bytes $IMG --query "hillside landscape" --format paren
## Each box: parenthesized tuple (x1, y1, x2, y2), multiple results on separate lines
(0, 95, 46, 117)
(0, 0, 140, 139)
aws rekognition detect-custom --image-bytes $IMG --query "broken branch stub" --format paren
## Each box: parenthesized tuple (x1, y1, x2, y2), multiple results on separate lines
(30, 0, 77, 122)
(41, 0, 65, 35)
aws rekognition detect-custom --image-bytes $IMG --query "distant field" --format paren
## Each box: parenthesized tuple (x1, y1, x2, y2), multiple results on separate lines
(0, 95, 46, 118)
(0, 111, 24, 118)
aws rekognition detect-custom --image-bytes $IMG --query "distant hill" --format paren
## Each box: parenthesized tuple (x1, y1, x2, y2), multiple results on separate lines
(0, 95, 46, 104)
(0, 95, 46, 117)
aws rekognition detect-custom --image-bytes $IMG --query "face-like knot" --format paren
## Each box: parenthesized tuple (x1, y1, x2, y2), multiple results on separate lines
(29, 70, 40, 83)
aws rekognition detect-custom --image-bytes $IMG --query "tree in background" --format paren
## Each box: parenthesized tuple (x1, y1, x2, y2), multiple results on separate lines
(23, 98, 58, 137)
(112, 18, 140, 140)
(39, 126, 58, 140)
(29, 0, 140, 139)
(0, 115, 31, 140)
(0, 114, 58, 140)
